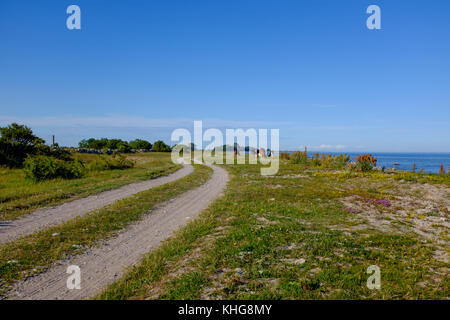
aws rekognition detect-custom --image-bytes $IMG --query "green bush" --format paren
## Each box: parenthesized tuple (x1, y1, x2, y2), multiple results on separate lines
(354, 154, 377, 172)
(129, 139, 152, 150)
(0, 123, 45, 167)
(315, 153, 350, 169)
(0, 140, 34, 167)
(117, 142, 131, 153)
(24, 156, 84, 181)
(152, 140, 171, 152)
(356, 161, 373, 172)
(289, 151, 308, 164)
(86, 154, 134, 171)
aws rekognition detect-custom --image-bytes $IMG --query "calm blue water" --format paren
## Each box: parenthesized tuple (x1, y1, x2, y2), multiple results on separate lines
(347, 153, 449, 174)
(285, 152, 450, 174)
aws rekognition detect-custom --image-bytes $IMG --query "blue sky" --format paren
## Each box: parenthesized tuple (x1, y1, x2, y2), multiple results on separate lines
(1, 0, 449, 151)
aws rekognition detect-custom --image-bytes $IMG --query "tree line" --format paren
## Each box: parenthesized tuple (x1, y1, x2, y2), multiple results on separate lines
(78, 138, 171, 152)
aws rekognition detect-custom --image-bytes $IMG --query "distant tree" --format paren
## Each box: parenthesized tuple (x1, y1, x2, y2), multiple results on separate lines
(78, 139, 89, 148)
(117, 141, 131, 153)
(152, 140, 171, 152)
(129, 139, 152, 150)
(86, 138, 96, 147)
(0, 123, 44, 145)
(0, 123, 45, 167)
(106, 139, 125, 150)
(88, 138, 107, 150)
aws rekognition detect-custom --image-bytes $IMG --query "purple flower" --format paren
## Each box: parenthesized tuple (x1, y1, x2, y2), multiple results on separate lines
(375, 199, 391, 207)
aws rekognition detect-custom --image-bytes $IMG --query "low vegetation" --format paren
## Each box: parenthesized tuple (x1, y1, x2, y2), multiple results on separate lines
(284, 148, 352, 170)
(98, 159, 449, 300)
(84, 153, 135, 171)
(23, 155, 84, 182)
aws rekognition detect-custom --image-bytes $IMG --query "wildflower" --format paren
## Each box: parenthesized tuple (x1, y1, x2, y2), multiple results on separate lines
(375, 199, 391, 207)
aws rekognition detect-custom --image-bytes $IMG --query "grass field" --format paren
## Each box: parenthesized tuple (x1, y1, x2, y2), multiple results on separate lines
(0, 164, 212, 296)
(98, 160, 449, 300)
(0, 152, 180, 221)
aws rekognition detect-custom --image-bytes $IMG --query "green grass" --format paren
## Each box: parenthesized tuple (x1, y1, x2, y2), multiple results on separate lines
(0, 152, 180, 221)
(0, 164, 212, 296)
(98, 161, 449, 300)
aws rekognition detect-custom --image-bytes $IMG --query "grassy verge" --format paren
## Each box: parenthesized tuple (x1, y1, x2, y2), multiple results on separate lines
(0, 152, 180, 221)
(98, 161, 449, 300)
(0, 164, 212, 296)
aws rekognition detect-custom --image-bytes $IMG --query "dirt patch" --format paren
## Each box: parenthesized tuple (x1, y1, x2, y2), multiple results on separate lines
(338, 181, 449, 266)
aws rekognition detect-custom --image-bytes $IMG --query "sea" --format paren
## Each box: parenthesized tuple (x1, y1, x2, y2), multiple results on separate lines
(284, 152, 450, 174)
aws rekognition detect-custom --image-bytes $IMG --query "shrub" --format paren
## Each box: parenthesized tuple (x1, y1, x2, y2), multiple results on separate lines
(0, 140, 33, 167)
(439, 163, 445, 175)
(290, 152, 307, 164)
(358, 161, 374, 172)
(316, 153, 350, 169)
(0, 123, 45, 167)
(129, 139, 152, 150)
(86, 154, 134, 171)
(78, 138, 109, 149)
(152, 140, 171, 152)
(35, 143, 73, 161)
(24, 156, 84, 181)
(289, 147, 308, 164)
(331, 153, 351, 168)
(117, 142, 131, 153)
(311, 153, 321, 166)
(106, 154, 134, 169)
(280, 153, 290, 160)
(355, 154, 377, 172)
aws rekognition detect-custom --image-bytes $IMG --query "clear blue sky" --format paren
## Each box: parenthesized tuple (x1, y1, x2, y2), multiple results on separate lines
(1, 0, 449, 151)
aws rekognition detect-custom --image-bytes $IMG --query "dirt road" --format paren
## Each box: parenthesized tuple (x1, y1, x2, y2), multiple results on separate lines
(0, 165, 193, 243)
(8, 164, 228, 300)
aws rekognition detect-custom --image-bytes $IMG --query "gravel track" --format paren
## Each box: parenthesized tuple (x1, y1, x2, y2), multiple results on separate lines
(0, 165, 193, 243)
(8, 164, 228, 300)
